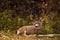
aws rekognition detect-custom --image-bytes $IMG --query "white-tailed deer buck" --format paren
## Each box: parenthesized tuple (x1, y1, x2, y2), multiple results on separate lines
(17, 17, 44, 35)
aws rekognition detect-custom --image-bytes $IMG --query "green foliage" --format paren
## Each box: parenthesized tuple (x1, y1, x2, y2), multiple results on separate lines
(0, 10, 60, 34)
(0, 0, 60, 34)
(52, 19, 60, 33)
(43, 12, 60, 34)
(0, 10, 28, 32)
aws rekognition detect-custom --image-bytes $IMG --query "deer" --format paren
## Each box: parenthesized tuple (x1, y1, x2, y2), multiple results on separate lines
(17, 17, 44, 36)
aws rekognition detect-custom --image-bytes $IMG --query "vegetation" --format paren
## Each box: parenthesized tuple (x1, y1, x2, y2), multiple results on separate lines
(0, 31, 60, 40)
(0, 0, 60, 34)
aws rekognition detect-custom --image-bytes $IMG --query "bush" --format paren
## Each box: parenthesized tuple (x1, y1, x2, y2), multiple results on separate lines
(43, 12, 60, 34)
(0, 10, 28, 32)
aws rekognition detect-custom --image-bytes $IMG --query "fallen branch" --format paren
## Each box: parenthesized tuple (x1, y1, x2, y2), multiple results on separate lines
(37, 34, 60, 37)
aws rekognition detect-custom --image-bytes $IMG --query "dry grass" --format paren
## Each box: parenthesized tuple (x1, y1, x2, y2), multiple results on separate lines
(0, 31, 60, 40)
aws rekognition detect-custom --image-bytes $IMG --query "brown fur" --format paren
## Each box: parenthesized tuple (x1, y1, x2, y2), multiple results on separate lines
(17, 25, 43, 35)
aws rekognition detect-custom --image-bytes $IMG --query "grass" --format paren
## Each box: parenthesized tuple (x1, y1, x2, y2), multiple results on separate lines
(0, 31, 60, 40)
